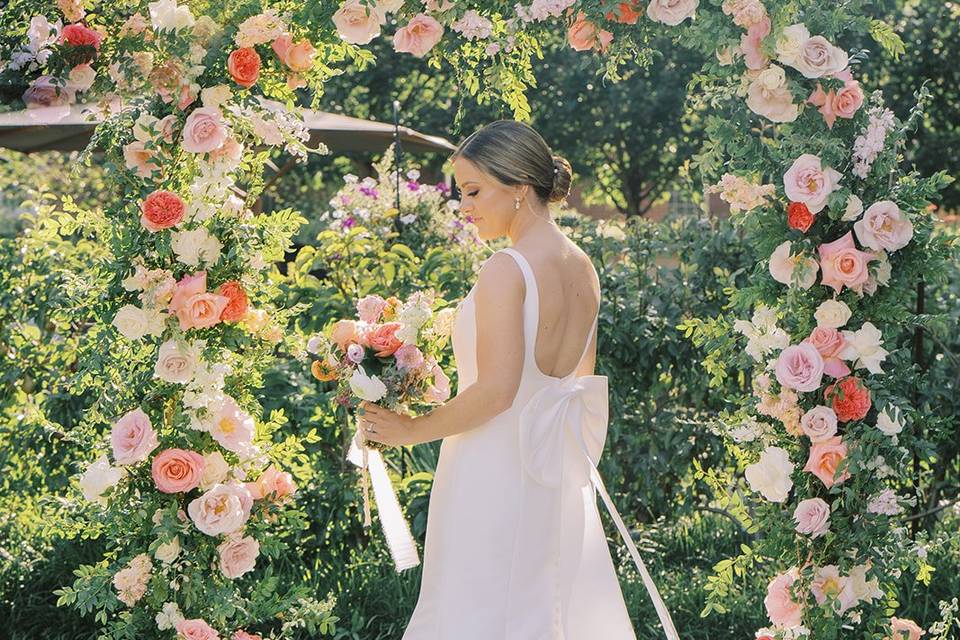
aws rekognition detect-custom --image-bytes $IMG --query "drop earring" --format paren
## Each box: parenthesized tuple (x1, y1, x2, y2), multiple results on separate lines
(514, 196, 521, 210)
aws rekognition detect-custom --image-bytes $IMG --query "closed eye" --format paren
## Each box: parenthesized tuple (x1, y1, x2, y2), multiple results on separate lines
(467, 190, 478, 197)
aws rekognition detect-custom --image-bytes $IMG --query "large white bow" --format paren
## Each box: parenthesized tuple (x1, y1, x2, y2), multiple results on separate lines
(518, 375, 681, 640)
(346, 419, 421, 572)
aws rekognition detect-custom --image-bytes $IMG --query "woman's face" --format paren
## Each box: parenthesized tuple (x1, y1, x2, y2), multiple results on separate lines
(452, 156, 523, 241)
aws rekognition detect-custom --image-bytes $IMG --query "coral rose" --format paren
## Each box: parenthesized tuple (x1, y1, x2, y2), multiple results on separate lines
(803, 435, 851, 488)
(152, 448, 205, 493)
(217, 281, 249, 322)
(786, 201, 814, 233)
(365, 322, 403, 357)
(140, 190, 185, 232)
(824, 376, 871, 422)
(567, 11, 614, 53)
(228, 47, 261, 88)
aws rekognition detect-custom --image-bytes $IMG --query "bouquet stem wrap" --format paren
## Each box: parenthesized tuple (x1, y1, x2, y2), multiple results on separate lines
(346, 416, 421, 572)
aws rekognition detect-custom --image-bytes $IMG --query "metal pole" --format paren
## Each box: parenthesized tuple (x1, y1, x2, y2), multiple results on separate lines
(393, 100, 402, 222)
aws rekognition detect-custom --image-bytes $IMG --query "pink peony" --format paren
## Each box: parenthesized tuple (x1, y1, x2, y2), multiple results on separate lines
(393, 14, 444, 58)
(782, 154, 842, 214)
(152, 448, 205, 493)
(793, 497, 831, 538)
(854, 200, 913, 252)
(181, 107, 227, 153)
(245, 463, 297, 501)
(774, 343, 825, 392)
(802, 326, 851, 378)
(803, 435, 850, 488)
(356, 294, 387, 324)
(394, 343, 425, 370)
(817, 231, 876, 294)
(740, 17, 770, 70)
(175, 618, 221, 640)
(764, 567, 803, 628)
(187, 482, 254, 536)
(799, 405, 838, 442)
(333, 0, 385, 45)
(112, 408, 159, 465)
(217, 534, 260, 579)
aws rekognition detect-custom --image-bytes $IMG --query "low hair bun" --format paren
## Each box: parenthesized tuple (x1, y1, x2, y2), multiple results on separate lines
(548, 155, 572, 203)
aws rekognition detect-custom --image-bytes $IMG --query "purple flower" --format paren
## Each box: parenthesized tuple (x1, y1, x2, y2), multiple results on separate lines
(406, 181, 421, 192)
(435, 182, 451, 194)
(341, 216, 356, 230)
(359, 186, 379, 198)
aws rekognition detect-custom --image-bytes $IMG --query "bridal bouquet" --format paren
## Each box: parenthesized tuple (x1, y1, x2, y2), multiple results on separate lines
(306, 290, 455, 570)
(307, 290, 455, 444)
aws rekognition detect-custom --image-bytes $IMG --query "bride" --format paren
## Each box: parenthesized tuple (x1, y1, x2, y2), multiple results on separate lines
(358, 120, 679, 640)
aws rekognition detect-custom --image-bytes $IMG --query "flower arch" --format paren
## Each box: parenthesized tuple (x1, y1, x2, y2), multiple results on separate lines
(0, 0, 952, 638)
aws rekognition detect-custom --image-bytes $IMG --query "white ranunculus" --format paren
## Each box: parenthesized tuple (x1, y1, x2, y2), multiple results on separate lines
(79, 455, 125, 505)
(148, 0, 195, 32)
(838, 322, 889, 374)
(813, 299, 852, 329)
(876, 406, 903, 436)
(112, 304, 150, 340)
(171, 226, 222, 267)
(745, 446, 794, 502)
(349, 366, 387, 401)
(154, 535, 181, 563)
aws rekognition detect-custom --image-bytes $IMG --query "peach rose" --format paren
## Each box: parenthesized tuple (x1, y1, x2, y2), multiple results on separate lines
(152, 448, 205, 493)
(817, 231, 876, 294)
(393, 14, 444, 58)
(833, 80, 863, 119)
(272, 34, 316, 72)
(245, 463, 296, 501)
(330, 319, 359, 350)
(782, 154, 841, 214)
(567, 11, 614, 53)
(764, 567, 803, 628)
(217, 534, 260, 579)
(365, 322, 403, 357)
(181, 107, 227, 153)
(333, 0, 385, 45)
(217, 281, 249, 322)
(646, 0, 698, 25)
(112, 408, 159, 465)
(228, 48, 261, 88)
(187, 482, 253, 536)
(175, 618, 220, 640)
(140, 189, 185, 232)
(802, 326, 850, 378)
(123, 140, 160, 178)
(854, 200, 913, 252)
(175, 291, 230, 331)
(803, 435, 850, 488)
(740, 16, 770, 70)
(208, 136, 244, 165)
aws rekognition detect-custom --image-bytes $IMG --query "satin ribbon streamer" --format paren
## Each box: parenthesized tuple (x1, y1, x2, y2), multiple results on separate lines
(347, 418, 421, 572)
(518, 375, 681, 640)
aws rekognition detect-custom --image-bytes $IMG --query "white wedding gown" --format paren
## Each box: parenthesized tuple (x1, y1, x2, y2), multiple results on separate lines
(402, 248, 679, 640)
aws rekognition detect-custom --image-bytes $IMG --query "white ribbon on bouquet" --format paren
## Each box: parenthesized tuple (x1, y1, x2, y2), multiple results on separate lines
(346, 418, 421, 572)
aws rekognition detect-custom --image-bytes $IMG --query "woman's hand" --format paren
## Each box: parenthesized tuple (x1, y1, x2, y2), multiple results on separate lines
(358, 401, 417, 447)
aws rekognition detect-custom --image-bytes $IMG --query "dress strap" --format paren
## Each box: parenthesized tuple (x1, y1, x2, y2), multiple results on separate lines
(497, 248, 539, 363)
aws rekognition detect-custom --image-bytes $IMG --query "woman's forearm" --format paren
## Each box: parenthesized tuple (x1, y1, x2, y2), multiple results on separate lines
(412, 382, 514, 445)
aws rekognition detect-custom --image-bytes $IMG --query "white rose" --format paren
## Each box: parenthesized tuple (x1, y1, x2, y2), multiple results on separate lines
(775, 23, 809, 67)
(154, 535, 181, 563)
(793, 35, 848, 79)
(201, 84, 232, 109)
(154, 339, 199, 384)
(112, 304, 150, 340)
(201, 451, 230, 489)
(744, 446, 794, 502)
(155, 601, 185, 631)
(838, 322, 889, 374)
(841, 194, 863, 222)
(876, 406, 903, 436)
(757, 65, 786, 91)
(79, 455, 125, 505)
(67, 63, 96, 92)
(171, 227, 222, 267)
(349, 366, 387, 402)
(814, 299, 852, 329)
(646, 0, 699, 26)
(148, 0, 195, 31)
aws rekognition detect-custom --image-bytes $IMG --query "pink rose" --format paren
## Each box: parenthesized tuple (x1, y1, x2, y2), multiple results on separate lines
(802, 326, 850, 378)
(567, 11, 614, 53)
(23, 76, 76, 108)
(152, 448, 205, 493)
(208, 396, 255, 454)
(833, 80, 863, 119)
(799, 405, 838, 442)
(176, 291, 230, 330)
(764, 567, 803, 628)
(394, 343, 425, 370)
(364, 322, 403, 357)
(646, 0, 698, 25)
(810, 565, 850, 609)
(782, 154, 842, 214)
(176, 618, 221, 640)
(123, 140, 160, 178)
(423, 363, 451, 403)
(774, 343, 825, 392)
(795, 35, 848, 79)
(245, 463, 297, 501)
(181, 107, 227, 153)
(330, 319, 359, 350)
(803, 435, 850, 488)
(333, 0, 385, 45)
(187, 482, 253, 536)
(887, 618, 925, 640)
(356, 294, 387, 324)
(793, 497, 830, 538)
(233, 631, 262, 640)
(740, 17, 770, 70)
(208, 136, 244, 165)
(217, 534, 260, 579)
(393, 14, 444, 58)
(112, 408, 159, 465)
(817, 231, 876, 295)
(272, 33, 316, 72)
(854, 200, 913, 252)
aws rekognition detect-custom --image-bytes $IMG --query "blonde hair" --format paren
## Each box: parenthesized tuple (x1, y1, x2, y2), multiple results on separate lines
(452, 120, 572, 203)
